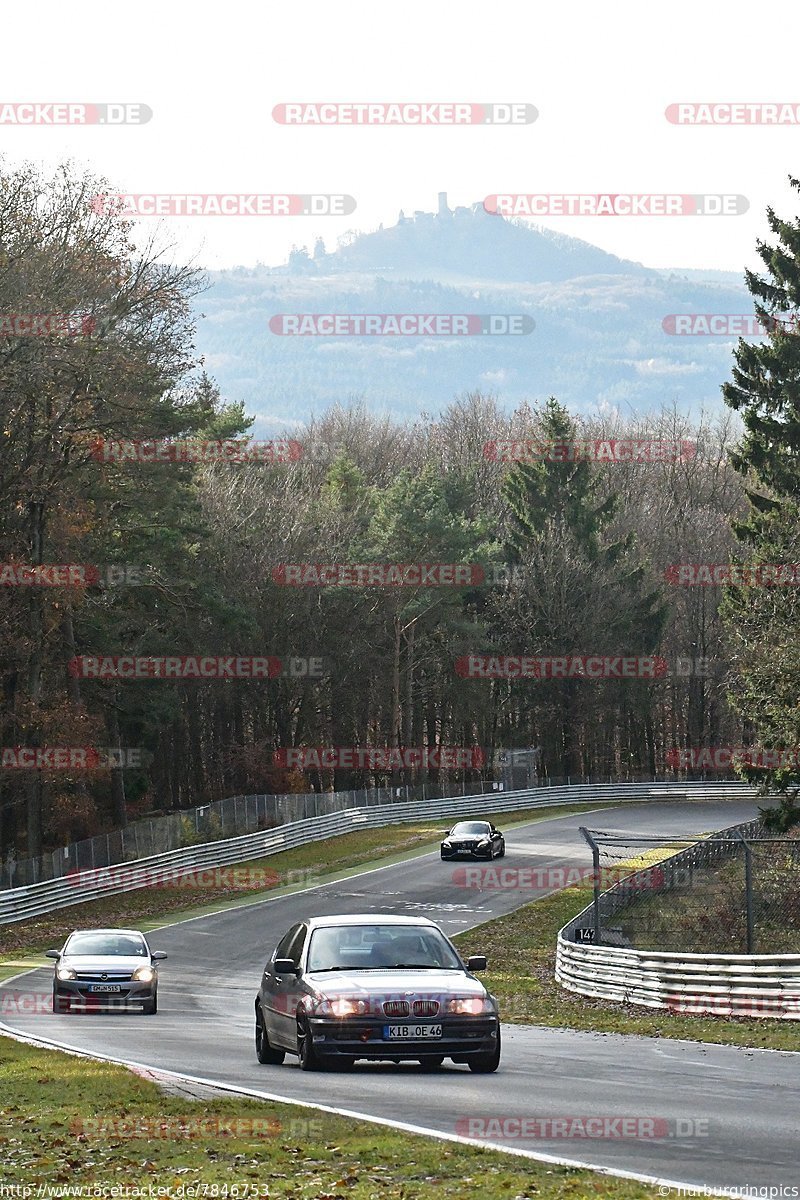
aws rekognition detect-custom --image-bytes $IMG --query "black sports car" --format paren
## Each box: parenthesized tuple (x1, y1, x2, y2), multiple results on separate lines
(440, 820, 505, 860)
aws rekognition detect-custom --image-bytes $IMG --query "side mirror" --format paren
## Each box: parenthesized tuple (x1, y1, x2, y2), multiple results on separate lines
(467, 954, 487, 972)
(151, 951, 168, 961)
(45, 950, 61, 960)
(274, 958, 298, 975)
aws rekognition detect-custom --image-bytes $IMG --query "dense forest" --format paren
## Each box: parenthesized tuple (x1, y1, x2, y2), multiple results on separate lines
(2, 160, 799, 860)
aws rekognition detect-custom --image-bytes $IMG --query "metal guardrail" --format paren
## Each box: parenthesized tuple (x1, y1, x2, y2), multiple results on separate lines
(556, 814, 800, 1019)
(0, 781, 756, 927)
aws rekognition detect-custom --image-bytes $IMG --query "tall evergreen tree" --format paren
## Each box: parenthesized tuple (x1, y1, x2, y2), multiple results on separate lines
(721, 176, 800, 804)
(496, 398, 667, 776)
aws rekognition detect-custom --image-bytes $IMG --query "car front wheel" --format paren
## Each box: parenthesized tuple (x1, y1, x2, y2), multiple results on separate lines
(468, 1029, 501, 1074)
(255, 1004, 286, 1064)
(52, 990, 70, 1014)
(297, 1015, 329, 1071)
(142, 990, 158, 1015)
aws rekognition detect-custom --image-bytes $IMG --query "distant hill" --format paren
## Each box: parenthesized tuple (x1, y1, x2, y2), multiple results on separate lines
(193, 197, 752, 432)
(314, 197, 649, 282)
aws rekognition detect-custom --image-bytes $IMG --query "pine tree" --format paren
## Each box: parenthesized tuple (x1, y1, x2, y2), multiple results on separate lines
(497, 398, 666, 777)
(721, 176, 800, 808)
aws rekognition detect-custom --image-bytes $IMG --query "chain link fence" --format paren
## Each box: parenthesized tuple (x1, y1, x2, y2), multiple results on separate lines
(579, 821, 800, 954)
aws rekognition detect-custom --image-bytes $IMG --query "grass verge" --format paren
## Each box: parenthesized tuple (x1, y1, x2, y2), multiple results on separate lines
(0, 1037, 662, 1197)
(453, 886, 800, 1052)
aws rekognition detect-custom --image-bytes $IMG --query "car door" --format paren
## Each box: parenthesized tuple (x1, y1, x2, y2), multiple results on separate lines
(262, 925, 300, 1044)
(268, 924, 308, 1050)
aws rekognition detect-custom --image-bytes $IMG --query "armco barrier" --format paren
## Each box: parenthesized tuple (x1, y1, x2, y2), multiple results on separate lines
(555, 814, 800, 1019)
(0, 781, 755, 926)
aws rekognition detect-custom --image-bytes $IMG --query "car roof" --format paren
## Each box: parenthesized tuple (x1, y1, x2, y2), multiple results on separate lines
(305, 914, 438, 929)
(452, 819, 491, 825)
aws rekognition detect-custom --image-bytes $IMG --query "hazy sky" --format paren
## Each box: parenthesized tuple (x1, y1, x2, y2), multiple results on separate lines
(6, 0, 800, 274)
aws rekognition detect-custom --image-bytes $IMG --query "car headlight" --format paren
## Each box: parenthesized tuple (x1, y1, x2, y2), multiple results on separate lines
(446, 996, 493, 1015)
(56, 965, 76, 981)
(314, 996, 370, 1017)
(132, 966, 155, 983)
(477, 838, 490, 847)
(442, 840, 452, 847)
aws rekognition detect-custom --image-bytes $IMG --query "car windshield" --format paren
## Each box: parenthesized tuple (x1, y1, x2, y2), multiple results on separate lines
(65, 933, 148, 957)
(450, 822, 491, 836)
(306, 925, 462, 972)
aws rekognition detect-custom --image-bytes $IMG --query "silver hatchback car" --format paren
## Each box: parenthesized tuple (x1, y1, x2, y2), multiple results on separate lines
(254, 913, 500, 1072)
(46, 928, 167, 1014)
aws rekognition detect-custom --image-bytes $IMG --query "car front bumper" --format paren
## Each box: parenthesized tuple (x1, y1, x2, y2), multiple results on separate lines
(441, 845, 494, 858)
(53, 978, 156, 1007)
(307, 1016, 499, 1060)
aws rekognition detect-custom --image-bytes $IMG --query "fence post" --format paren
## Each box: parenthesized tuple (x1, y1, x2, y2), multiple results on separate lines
(738, 830, 755, 953)
(579, 826, 602, 945)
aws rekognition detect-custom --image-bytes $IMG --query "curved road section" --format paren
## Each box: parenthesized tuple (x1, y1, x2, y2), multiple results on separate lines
(3, 800, 795, 1194)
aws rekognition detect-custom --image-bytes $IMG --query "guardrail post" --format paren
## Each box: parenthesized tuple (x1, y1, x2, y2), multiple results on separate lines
(579, 826, 602, 945)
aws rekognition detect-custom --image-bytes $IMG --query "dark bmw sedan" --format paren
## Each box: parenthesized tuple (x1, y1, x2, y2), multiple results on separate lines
(254, 914, 500, 1072)
(440, 820, 505, 860)
(46, 928, 167, 1014)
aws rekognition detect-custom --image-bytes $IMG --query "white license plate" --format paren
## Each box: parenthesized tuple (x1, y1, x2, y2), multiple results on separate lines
(87, 984, 122, 993)
(384, 1024, 442, 1040)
